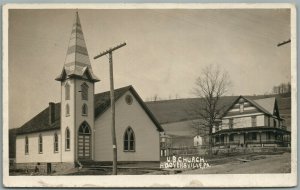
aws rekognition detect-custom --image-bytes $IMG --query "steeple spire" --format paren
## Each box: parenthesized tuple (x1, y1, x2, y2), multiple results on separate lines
(56, 12, 99, 82)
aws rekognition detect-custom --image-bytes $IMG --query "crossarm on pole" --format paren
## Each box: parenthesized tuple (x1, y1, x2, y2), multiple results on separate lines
(94, 42, 126, 59)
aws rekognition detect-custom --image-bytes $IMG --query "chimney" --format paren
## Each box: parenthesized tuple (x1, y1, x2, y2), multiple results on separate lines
(49, 102, 55, 125)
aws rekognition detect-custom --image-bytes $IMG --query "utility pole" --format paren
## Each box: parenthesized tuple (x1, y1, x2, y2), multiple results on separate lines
(94, 42, 126, 175)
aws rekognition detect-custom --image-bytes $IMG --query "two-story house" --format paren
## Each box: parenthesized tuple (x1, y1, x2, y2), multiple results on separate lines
(212, 96, 290, 149)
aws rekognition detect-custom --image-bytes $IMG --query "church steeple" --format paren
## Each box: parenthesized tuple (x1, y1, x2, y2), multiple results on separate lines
(56, 12, 99, 82)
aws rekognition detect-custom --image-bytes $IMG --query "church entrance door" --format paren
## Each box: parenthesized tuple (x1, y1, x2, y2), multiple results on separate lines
(78, 122, 91, 160)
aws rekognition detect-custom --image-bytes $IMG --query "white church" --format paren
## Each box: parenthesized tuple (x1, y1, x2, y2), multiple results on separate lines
(15, 12, 163, 173)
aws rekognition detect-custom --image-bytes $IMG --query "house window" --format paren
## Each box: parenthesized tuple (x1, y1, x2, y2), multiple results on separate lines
(279, 120, 282, 128)
(82, 104, 88, 116)
(249, 132, 257, 140)
(81, 83, 89, 100)
(124, 127, 135, 151)
(54, 133, 59, 152)
(239, 103, 244, 113)
(66, 104, 70, 116)
(268, 117, 270, 127)
(65, 128, 70, 151)
(65, 83, 70, 100)
(251, 116, 257, 127)
(25, 136, 29, 154)
(229, 119, 233, 129)
(215, 123, 219, 131)
(215, 136, 219, 142)
(229, 134, 234, 142)
(38, 134, 43, 154)
(220, 135, 225, 142)
(266, 132, 273, 140)
(273, 119, 277, 127)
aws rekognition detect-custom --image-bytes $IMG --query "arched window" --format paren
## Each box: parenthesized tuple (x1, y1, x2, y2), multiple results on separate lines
(81, 83, 88, 100)
(65, 128, 70, 151)
(78, 122, 91, 134)
(38, 134, 43, 153)
(82, 104, 88, 116)
(25, 136, 29, 154)
(65, 82, 70, 100)
(66, 104, 70, 116)
(54, 133, 59, 152)
(124, 127, 135, 151)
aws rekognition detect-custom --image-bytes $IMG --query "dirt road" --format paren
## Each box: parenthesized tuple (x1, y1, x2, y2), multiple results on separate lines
(182, 152, 291, 174)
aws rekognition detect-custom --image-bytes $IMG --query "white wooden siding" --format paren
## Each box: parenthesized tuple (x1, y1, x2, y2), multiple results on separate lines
(16, 130, 61, 163)
(94, 91, 160, 161)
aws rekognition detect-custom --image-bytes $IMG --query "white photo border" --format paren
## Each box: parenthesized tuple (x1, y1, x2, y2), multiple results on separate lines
(2, 3, 297, 188)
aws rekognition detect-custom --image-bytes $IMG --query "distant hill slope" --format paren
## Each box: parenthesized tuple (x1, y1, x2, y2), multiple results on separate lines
(146, 93, 291, 131)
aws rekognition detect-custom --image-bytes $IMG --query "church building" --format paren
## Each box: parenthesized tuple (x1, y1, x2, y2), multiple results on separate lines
(15, 12, 163, 173)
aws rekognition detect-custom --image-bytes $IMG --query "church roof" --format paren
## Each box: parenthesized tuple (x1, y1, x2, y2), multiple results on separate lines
(16, 86, 163, 135)
(16, 103, 61, 135)
(56, 12, 99, 82)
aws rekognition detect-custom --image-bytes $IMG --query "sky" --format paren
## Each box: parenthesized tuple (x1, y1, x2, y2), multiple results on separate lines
(8, 9, 291, 129)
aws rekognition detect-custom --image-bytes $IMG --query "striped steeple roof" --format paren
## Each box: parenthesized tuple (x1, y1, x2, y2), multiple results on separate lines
(56, 12, 99, 82)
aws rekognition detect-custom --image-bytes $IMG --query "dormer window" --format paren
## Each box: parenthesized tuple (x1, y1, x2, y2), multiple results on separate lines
(81, 83, 88, 100)
(239, 101, 244, 113)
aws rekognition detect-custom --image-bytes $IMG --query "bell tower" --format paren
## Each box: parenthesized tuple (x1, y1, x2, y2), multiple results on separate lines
(56, 12, 100, 163)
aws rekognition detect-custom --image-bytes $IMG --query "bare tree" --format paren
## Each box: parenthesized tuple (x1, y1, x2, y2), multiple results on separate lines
(272, 82, 291, 95)
(192, 64, 231, 156)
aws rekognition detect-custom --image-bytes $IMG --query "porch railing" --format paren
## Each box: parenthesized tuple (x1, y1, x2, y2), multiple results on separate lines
(214, 139, 285, 146)
(214, 125, 288, 132)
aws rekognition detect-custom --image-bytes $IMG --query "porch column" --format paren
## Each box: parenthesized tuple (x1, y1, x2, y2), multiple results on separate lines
(273, 130, 277, 147)
(259, 131, 262, 147)
(245, 132, 248, 147)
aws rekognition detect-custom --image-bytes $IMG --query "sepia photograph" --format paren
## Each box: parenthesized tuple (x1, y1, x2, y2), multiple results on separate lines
(3, 3, 297, 187)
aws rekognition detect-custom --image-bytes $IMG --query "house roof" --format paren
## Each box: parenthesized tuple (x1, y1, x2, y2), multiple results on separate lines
(253, 97, 276, 115)
(55, 12, 99, 82)
(222, 96, 280, 118)
(17, 85, 163, 135)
